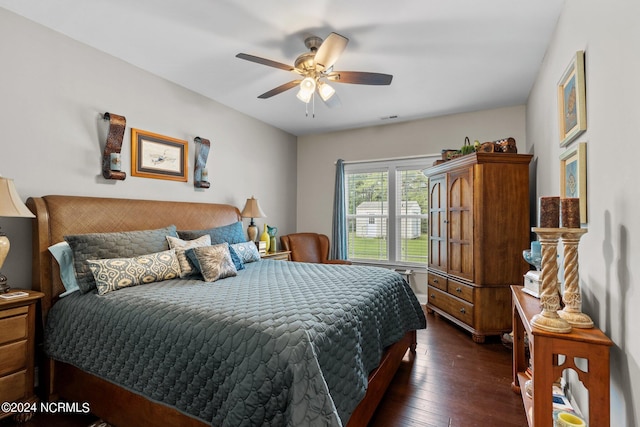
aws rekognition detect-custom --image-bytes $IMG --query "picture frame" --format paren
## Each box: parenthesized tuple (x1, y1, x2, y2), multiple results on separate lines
(131, 129, 188, 182)
(560, 142, 587, 224)
(558, 50, 587, 147)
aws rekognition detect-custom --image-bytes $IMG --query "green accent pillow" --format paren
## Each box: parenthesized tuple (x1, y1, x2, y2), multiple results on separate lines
(87, 249, 181, 295)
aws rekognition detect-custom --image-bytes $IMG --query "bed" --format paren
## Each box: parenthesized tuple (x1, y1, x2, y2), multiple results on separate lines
(28, 195, 426, 427)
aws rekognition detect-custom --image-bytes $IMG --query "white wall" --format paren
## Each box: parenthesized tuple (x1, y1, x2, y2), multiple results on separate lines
(297, 105, 527, 298)
(527, 0, 639, 424)
(0, 9, 297, 288)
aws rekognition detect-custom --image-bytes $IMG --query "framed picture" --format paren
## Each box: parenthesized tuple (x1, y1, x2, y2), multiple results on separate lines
(560, 142, 587, 224)
(131, 129, 188, 182)
(558, 51, 587, 147)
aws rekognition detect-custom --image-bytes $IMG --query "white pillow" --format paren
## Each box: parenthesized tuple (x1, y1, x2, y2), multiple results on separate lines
(166, 234, 211, 277)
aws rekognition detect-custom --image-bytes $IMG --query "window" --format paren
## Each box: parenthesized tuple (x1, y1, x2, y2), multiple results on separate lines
(344, 157, 436, 266)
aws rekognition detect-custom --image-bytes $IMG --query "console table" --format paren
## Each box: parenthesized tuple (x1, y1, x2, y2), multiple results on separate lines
(511, 285, 612, 427)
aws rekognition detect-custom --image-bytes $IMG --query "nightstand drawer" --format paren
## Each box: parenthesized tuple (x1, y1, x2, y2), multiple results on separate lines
(0, 370, 27, 403)
(0, 307, 28, 345)
(0, 340, 27, 376)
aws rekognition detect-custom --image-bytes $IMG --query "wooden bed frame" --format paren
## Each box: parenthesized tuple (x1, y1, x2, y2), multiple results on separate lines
(27, 195, 417, 427)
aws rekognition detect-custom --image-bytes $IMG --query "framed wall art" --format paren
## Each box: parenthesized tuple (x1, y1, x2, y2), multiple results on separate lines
(131, 129, 188, 182)
(558, 50, 587, 147)
(560, 142, 587, 224)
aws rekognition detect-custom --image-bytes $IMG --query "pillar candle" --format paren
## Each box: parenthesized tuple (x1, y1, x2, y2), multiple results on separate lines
(201, 168, 209, 182)
(561, 197, 580, 228)
(531, 240, 541, 258)
(538, 196, 560, 228)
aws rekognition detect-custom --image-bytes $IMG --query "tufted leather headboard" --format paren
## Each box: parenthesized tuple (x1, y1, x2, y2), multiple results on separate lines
(27, 195, 241, 318)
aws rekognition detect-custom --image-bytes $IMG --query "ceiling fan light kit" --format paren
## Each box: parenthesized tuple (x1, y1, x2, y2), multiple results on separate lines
(236, 32, 392, 115)
(296, 77, 316, 103)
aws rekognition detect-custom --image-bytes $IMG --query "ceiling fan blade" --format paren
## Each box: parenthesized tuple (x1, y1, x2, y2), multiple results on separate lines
(258, 80, 301, 99)
(314, 32, 349, 71)
(327, 71, 393, 85)
(236, 53, 296, 72)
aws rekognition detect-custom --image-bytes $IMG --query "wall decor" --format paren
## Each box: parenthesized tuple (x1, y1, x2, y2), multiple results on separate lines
(131, 129, 188, 182)
(558, 50, 586, 147)
(102, 112, 126, 181)
(193, 136, 211, 189)
(560, 142, 587, 224)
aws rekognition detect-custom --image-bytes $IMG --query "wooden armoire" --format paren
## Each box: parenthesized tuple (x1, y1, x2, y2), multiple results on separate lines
(423, 152, 532, 342)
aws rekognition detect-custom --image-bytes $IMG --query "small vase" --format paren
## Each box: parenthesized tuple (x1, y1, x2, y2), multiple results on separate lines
(269, 236, 277, 253)
(260, 224, 270, 252)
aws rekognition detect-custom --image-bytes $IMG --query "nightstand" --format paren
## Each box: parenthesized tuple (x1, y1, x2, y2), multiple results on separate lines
(261, 250, 291, 261)
(0, 289, 44, 422)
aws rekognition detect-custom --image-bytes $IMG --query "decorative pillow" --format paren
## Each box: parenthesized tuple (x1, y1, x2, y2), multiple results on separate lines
(87, 250, 181, 295)
(230, 241, 261, 263)
(178, 221, 246, 245)
(48, 242, 80, 297)
(65, 225, 177, 294)
(166, 234, 211, 277)
(185, 243, 237, 282)
(228, 245, 245, 271)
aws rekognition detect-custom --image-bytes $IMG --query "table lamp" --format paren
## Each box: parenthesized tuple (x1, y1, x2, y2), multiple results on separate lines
(240, 196, 266, 242)
(0, 177, 35, 293)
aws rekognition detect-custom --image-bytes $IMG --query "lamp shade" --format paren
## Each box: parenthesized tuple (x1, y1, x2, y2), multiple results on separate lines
(0, 178, 34, 218)
(241, 196, 266, 219)
(318, 81, 335, 101)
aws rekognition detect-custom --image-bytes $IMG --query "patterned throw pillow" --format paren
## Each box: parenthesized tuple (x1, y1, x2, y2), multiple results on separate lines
(228, 246, 245, 271)
(230, 241, 261, 263)
(65, 225, 177, 293)
(185, 243, 237, 282)
(87, 250, 181, 295)
(166, 234, 212, 277)
(177, 222, 246, 245)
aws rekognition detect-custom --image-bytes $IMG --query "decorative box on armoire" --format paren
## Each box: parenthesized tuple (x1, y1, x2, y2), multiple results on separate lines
(424, 152, 532, 343)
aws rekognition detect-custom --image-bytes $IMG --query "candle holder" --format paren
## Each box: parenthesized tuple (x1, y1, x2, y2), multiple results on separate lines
(530, 228, 572, 333)
(558, 228, 593, 328)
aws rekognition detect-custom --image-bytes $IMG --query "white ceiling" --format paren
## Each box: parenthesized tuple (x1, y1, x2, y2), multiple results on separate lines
(0, 0, 565, 136)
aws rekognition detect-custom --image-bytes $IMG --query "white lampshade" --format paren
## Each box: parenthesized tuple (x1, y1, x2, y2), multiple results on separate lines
(318, 81, 335, 101)
(296, 77, 316, 103)
(0, 177, 34, 218)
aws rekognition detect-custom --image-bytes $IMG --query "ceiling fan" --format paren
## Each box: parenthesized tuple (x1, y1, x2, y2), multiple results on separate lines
(236, 32, 393, 107)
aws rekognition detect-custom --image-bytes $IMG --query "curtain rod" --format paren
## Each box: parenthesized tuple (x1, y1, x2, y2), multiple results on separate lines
(334, 153, 440, 165)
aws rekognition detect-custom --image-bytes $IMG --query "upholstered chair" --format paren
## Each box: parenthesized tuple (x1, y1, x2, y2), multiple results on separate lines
(280, 233, 352, 265)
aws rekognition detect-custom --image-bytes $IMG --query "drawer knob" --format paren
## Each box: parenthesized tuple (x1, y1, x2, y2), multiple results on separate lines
(433, 278, 439, 283)
(460, 308, 466, 314)
(430, 294, 435, 299)
(456, 287, 462, 293)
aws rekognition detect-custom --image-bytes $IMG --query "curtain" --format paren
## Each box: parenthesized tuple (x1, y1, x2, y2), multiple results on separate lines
(331, 159, 347, 260)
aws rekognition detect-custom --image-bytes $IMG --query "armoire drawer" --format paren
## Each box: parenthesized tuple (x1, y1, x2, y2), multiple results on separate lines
(428, 285, 474, 326)
(447, 279, 474, 303)
(427, 272, 447, 291)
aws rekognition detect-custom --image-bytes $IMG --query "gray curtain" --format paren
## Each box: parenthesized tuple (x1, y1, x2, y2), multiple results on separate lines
(331, 159, 347, 260)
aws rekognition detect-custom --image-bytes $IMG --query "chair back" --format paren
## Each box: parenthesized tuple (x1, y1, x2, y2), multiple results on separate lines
(280, 233, 330, 263)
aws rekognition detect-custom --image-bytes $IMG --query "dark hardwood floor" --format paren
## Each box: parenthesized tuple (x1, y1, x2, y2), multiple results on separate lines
(369, 312, 527, 427)
(2, 311, 526, 427)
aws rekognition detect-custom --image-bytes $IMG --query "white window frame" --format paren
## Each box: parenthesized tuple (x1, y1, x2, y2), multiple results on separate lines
(344, 156, 436, 267)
